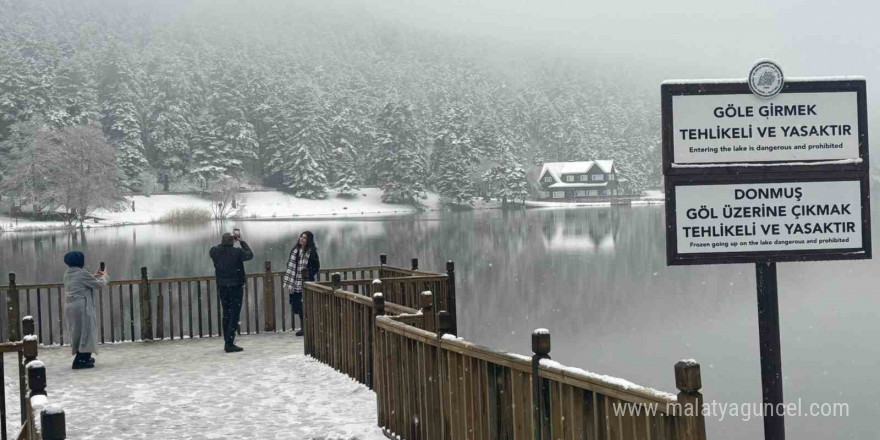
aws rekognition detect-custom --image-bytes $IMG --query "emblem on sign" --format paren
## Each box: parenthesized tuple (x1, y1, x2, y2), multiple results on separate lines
(748, 60, 785, 98)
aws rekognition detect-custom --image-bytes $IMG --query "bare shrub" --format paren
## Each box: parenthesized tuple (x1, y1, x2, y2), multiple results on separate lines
(159, 207, 212, 224)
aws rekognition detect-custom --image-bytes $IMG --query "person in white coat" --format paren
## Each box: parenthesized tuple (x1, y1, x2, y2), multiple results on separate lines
(63, 251, 108, 369)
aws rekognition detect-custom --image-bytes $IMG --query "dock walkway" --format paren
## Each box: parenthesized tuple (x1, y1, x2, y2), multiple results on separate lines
(3, 333, 383, 439)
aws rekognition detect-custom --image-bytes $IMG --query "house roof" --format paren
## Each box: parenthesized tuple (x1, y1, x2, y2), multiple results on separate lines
(539, 161, 615, 182)
(547, 182, 610, 189)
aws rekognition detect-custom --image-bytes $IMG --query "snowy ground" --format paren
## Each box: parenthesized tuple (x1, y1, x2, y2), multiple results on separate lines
(2, 333, 385, 439)
(0, 188, 443, 232)
(524, 196, 665, 208)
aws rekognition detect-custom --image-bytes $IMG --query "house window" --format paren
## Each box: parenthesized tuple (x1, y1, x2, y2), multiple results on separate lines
(591, 174, 604, 181)
(539, 191, 550, 199)
(575, 190, 587, 197)
(552, 191, 565, 199)
(543, 176, 553, 183)
(565, 175, 574, 182)
(588, 190, 599, 196)
(608, 174, 615, 181)
(579, 175, 589, 182)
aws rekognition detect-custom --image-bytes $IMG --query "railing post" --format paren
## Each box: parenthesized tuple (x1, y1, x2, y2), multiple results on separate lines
(332, 273, 342, 291)
(675, 360, 707, 440)
(299, 268, 309, 335)
(445, 261, 457, 336)
(420, 291, 435, 332)
(26, 360, 47, 399)
(379, 253, 387, 277)
(532, 329, 552, 440)
(41, 404, 66, 440)
(371, 292, 385, 390)
(22, 316, 35, 342)
(371, 279, 382, 298)
(411, 258, 418, 272)
(156, 283, 164, 340)
(263, 261, 276, 332)
(21, 316, 38, 425)
(373, 293, 385, 318)
(8, 272, 21, 341)
(140, 267, 153, 341)
(437, 311, 452, 338)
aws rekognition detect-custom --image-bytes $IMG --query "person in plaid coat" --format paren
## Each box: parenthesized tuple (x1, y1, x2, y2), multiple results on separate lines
(283, 231, 320, 336)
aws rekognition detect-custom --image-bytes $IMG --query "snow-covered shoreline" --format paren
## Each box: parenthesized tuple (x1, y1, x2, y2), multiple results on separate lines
(0, 188, 445, 233)
(0, 188, 665, 233)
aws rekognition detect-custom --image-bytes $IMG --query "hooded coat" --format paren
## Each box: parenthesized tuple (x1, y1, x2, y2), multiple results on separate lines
(64, 267, 108, 355)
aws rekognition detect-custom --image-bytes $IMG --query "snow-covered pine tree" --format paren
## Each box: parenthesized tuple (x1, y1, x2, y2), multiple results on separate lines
(326, 106, 363, 197)
(286, 142, 328, 199)
(189, 109, 226, 185)
(431, 104, 479, 208)
(373, 102, 427, 205)
(261, 100, 294, 188)
(50, 57, 98, 127)
(214, 118, 258, 178)
(482, 139, 530, 206)
(266, 86, 332, 198)
(144, 56, 193, 191)
(103, 82, 150, 190)
(328, 140, 360, 197)
(210, 68, 259, 179)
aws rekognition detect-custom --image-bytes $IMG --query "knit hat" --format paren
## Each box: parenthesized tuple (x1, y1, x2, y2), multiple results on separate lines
(64, 251, 85, 268)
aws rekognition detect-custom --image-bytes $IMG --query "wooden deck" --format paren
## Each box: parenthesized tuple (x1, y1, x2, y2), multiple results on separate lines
(3, 256, 708, 440)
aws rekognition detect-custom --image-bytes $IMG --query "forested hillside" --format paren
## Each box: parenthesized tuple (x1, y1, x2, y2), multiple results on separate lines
(0, 0, 661, 207)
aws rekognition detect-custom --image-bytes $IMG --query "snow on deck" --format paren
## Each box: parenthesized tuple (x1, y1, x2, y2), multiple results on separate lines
(3, 333, 384, 439)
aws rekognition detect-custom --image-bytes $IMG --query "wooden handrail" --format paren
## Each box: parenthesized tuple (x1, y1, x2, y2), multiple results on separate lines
(0, 266, 442, 290)
(303, 282, 420, 316)
(0, 341, 25, 353)
(375, 315, 679, 411)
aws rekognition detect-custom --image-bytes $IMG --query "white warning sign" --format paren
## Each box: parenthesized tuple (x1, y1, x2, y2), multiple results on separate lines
(671, 92, 860, 164)
(675, 180, 863, 254)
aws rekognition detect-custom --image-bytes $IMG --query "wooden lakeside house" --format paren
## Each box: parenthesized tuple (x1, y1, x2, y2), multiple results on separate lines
(536, 160, 627, 200)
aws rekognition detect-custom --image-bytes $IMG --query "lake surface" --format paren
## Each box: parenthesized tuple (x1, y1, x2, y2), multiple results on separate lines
(2, 204, 878, 439)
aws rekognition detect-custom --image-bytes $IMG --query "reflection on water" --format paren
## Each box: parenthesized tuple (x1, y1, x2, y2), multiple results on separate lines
(2, 205, 879, 439)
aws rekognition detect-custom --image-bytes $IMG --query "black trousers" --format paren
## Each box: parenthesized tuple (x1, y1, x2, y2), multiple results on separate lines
(218, 285, 243, 346)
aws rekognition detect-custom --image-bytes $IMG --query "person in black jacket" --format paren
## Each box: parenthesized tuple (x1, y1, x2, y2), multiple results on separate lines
(283, 231, 320, 336)
(209, 231, 254, 352)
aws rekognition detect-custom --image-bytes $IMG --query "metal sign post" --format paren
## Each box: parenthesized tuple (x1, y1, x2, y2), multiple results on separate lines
(661, 61, 870, 440)
(755, 261, 785, 439)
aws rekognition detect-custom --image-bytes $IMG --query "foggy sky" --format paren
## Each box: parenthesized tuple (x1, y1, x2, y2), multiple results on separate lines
(367, 0, 879, 84)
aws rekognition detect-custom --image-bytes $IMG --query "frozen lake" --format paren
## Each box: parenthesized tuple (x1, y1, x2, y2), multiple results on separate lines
(2, 204, 879, 439)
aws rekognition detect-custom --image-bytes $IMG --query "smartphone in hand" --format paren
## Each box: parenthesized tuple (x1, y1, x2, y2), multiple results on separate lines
(233, 228, 241, 241)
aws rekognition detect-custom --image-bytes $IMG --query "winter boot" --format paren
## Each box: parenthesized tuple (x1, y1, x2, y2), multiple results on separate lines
(76, 351, 96, 365)
(224, 344, 244, 353)
(72, 353, 94, 370)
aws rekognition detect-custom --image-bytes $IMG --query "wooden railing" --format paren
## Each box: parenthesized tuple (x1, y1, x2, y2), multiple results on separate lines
(303, 264, 707, 440)
(302, 276, 434, 388)
(0, 317, 66, 440)
(0, 255, 450, 345)
(374, 315, 706, 440)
